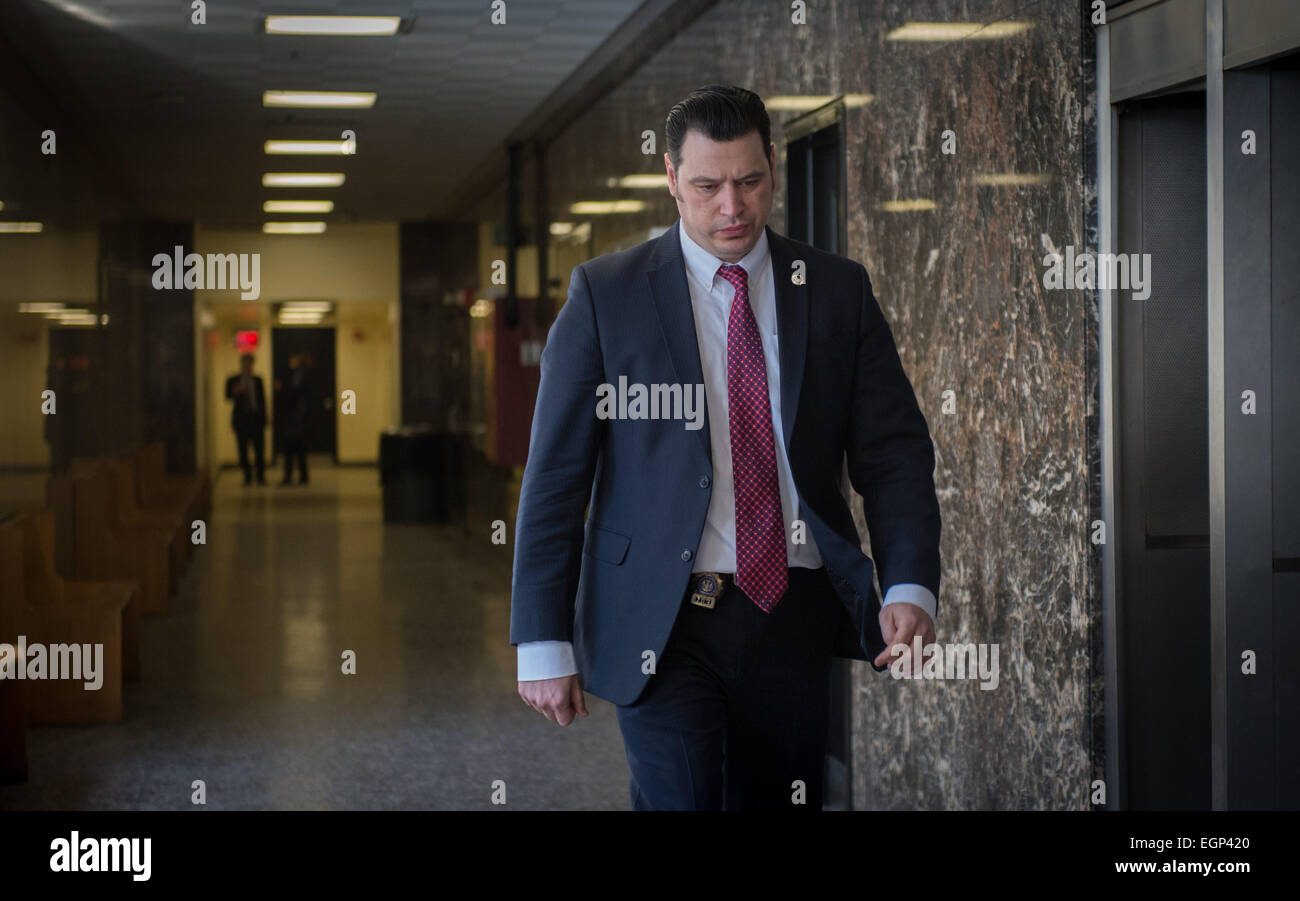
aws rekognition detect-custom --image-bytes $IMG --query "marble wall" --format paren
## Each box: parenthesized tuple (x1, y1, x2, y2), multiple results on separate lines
(538, 0, 1100, 808)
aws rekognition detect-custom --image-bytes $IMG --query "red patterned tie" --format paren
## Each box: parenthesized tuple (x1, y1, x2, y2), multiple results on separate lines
(717, 263, 788, 612)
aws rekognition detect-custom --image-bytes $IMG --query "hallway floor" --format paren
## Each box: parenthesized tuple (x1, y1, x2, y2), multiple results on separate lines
(0, 462, 629, 810)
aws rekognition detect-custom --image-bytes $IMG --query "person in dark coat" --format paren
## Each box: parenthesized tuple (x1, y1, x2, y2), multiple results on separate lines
(224, 353, 266, 485)
(279, 353, 311, 485)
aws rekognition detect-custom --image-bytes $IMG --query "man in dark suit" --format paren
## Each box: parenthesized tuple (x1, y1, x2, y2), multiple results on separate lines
(511, 85, 941, 810)
(225, 353, 266, 485)
(278, 353, 311, 485)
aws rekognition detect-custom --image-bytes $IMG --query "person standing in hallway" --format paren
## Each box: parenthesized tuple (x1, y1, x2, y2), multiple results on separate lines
(511, 85, 942, 810)
(225, 353, 266, 486)
(278, 353, 311, 485)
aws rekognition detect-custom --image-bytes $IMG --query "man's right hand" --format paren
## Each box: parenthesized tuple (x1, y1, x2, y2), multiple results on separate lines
(518, 675, 588, 726)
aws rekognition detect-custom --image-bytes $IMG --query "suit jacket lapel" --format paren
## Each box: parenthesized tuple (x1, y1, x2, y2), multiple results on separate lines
(766, 225, 809, 450)
(646, 219, 712, 464)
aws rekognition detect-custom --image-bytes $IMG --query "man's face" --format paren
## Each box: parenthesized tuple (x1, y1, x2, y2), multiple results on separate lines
(665, 128, 775, 263)
(241, 358, 252, 375)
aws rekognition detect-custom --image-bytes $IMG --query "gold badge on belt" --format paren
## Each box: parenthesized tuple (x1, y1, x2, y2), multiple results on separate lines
(689, 572, 726, 609)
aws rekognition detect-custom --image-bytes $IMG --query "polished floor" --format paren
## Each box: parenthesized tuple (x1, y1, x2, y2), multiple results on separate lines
(0, 461, 629, 810)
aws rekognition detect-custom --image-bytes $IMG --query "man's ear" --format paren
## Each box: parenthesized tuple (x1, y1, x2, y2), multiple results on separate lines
(664, 151, 676, 198)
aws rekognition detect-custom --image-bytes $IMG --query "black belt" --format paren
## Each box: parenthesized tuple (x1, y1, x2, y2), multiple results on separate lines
(687, 567, 829, 609)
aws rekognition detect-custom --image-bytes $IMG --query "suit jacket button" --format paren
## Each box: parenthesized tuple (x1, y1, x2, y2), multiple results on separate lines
(681, 548, 693, 562)
(698, 476, 710, 488)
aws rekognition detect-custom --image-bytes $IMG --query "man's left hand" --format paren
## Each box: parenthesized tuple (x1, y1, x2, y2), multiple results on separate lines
(873, 602, 936, 671)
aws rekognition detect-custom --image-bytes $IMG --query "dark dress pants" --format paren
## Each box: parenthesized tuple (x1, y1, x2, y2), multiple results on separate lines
(235, 426, 265, 483)
(614, 567, 843, 810)
(282, 432, 308, 483)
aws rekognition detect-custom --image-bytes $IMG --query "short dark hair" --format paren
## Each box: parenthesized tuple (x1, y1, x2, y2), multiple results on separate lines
(665, 85, 771, 172)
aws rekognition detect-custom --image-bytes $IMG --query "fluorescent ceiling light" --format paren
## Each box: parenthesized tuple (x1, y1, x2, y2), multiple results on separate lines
(263, 222, 327, 234)
(972, 172, 1053, 186)
(613, 174, 669, 189)
(877, 199, 937, 212)
(281, 302, 332, 312)
(46, 309, 105, 325)
(886, 22, 1031, 41)
(262, 173, 345, 188)
(0, 222, 43, 233)
(19, 302, 66, 313)
(263, 91, 376, 109)
(569, 200, 645, 215)
(265, 16, 401, 36)
(263, 200, 334, 213)
(264, 140, 353, 155)
(550, 221, 591, 245)
(764, 94, 874, 111)
(38, 1, 112, 28)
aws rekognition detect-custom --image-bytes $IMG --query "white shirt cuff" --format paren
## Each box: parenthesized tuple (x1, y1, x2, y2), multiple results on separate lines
(881, 583, 938, 628)
(517, 640, 578, 681)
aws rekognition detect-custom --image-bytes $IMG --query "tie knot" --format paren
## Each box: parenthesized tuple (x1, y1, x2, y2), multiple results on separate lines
(717, 263, 747, 291)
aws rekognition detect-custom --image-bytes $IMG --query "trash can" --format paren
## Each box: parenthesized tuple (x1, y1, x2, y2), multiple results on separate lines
(379, 426, 466, 522)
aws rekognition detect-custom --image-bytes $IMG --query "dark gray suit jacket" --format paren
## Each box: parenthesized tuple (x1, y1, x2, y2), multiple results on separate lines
(510, 218, 941, 705)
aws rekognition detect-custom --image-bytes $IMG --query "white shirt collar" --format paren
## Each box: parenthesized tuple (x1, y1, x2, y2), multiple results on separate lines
(678, 219, 770, 290)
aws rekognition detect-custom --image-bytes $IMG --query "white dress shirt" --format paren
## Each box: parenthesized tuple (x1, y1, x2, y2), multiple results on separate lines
(516, 221, 937, 680)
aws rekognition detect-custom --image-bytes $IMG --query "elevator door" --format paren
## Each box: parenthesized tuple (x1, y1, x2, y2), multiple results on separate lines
(1115, 92, 1211, 809)
(1225, 53, 1300, 810)
(1268, 59, 1300, 811)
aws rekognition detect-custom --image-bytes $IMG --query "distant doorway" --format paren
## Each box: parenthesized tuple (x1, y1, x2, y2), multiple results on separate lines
(271, 327, 336, 462)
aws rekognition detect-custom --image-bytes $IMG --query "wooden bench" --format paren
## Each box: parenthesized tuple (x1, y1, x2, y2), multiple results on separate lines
(52, 460, 171, 618)
(135, 442, 209, 560)
(47, 467, 160, 677)
(104, 458, 186, 595)
(0, 510, 131, 725)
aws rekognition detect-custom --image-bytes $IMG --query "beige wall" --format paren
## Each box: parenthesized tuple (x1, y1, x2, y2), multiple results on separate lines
(0, 310, 53, 467)
(0, 228, 99, 467)
(0, 228, 98, 303)
(194, 223, 399, 304)
(335, 305, 395, 463)
(196, 223, 400, 468)
(0, 224, 400, 470)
